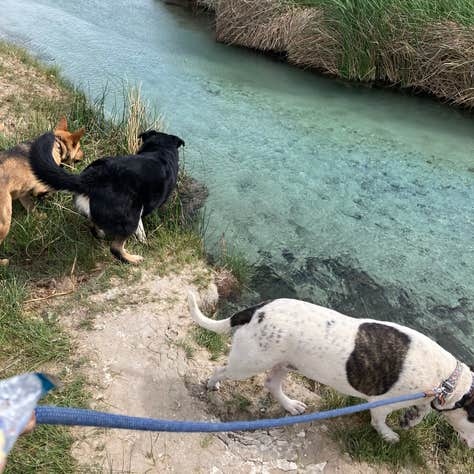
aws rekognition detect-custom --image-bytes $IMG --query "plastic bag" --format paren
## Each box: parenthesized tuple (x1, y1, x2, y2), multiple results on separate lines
(0, 373, 56, 465)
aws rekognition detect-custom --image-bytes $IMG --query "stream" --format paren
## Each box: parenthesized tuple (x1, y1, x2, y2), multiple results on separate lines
(1, 0, 473, 362)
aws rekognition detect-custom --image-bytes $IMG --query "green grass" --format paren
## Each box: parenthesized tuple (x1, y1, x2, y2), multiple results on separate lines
(174, 338, 196, 359)
(0, 41, 207, 472)
(290, 0, 474, 25)
(192, 327, 228, 361)
(317, 385, 474, 471)
(214, 238, 254, 288)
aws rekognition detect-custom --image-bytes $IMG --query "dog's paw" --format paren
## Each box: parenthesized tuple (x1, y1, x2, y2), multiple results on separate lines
(284, 399, 307, 415)
(128, 254, 144, 265)
(0, 258, 9, 266)
(400, 407, 421, 429)
(399, 416, 409, 429)
(382, 431, 400, 444)
(91, 226, 106, 239)
(400, 413, 414, 429)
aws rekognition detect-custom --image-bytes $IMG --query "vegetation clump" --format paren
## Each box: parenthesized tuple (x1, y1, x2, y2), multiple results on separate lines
(209, 0, 474, 107)
(0, 41, 205, 473)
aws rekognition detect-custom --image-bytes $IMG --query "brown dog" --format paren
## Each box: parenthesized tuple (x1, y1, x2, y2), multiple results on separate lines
(0, 117, 85, 265)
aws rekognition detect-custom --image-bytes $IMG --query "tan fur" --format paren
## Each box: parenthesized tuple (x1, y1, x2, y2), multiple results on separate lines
(0, 117, 85, 265)
(110, 238, 144, 265)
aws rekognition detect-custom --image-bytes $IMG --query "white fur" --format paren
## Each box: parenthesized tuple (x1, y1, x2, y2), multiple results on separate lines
(73, 194, 91, 218)
(134, 217, 147, 243)
(187, 293, 474, 447)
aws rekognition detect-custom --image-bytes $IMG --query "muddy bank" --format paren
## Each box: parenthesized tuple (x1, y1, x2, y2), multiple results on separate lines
(189, 0, 474, 108)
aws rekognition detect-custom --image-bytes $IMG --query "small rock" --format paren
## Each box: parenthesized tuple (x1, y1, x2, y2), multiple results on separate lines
(305, 462, 327, 473)
(276, 440, 289, 447)
(276, 459, 298, 471)
(269, 428, 284, 437)
(320, 424, 328, 432)
(296, 431, 306, 438)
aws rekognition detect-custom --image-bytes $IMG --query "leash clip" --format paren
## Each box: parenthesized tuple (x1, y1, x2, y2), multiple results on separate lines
(441, 379, 455, 395)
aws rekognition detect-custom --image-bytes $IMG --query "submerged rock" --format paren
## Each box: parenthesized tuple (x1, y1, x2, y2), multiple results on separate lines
(245, 252, 473, 364)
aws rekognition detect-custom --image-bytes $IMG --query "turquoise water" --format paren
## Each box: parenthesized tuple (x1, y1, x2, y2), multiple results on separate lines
(1, 0, 473, 361)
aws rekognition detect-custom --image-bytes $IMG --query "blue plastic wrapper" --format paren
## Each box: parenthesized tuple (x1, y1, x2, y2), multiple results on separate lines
(0, 373, 55, 465)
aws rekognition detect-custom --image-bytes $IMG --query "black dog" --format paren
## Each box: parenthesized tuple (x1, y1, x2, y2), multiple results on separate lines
(29, 130, 184, 263)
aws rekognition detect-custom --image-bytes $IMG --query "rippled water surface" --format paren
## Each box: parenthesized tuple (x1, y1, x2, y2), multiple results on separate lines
(1, 0, 473, 361)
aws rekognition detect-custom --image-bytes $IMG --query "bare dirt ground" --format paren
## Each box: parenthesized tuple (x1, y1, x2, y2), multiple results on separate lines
(60, 265, 394, 474)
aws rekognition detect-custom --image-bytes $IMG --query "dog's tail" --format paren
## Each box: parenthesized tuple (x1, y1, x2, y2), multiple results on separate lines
(29, 132, 84, 193)
(187, 292, 231, 334)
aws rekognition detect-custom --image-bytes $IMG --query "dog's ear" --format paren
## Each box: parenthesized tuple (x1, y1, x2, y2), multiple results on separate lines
(70, 128, 85, 145)
(55, 116, 68, 132)
(138, 130, 159, 143)
(175, 136, 185, 148)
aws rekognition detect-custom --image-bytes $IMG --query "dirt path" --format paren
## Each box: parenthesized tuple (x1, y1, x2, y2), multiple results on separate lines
(58, 265, 394, 473)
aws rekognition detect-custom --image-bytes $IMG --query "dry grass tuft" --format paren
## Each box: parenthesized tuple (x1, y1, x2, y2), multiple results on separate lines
(379, 20, 474, 107)
(287, 7, 340, 75)
(211, 0, 474, 107)
(215, 0, 294, 52)
(124, 85, 164, 154)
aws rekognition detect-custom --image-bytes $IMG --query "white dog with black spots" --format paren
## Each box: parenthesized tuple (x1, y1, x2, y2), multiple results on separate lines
(188, 293, 474, 447)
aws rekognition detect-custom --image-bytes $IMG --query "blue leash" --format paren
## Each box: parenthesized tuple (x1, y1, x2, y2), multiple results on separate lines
(35, 392, 427, 432)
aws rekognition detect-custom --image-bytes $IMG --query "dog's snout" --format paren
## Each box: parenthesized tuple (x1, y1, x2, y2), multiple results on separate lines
(74, 149, 84, 161)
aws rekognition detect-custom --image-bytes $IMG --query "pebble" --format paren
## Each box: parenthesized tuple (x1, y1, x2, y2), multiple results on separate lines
(296, 431, 306, 438)
(269, 428, 285, 437)
(276, 459, 298, 471)
(305, 462, 327, 473)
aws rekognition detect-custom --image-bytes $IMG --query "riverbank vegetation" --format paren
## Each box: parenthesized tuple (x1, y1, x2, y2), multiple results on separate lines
(199, 0, 474, 107)
(0, 40, 205, 473)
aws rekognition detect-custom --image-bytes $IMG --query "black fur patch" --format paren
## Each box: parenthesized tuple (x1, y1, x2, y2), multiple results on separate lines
(462, 395, 474, 422)
(230, 301, 272, 327)
(258, 312, 265, 323)
(346, 323, 411, 396)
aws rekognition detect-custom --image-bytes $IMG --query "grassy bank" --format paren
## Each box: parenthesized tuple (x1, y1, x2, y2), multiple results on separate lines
(315, 386, 473, 472)
(1, 39, 473, 473)
(207, 0, 474, 107)
(0, 41, 204, 473)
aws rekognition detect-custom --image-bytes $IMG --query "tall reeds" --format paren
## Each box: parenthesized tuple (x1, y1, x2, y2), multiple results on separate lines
(214, 0, 474, 107)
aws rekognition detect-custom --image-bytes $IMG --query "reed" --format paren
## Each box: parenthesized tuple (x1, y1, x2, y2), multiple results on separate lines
(214, 0, 474, 107)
